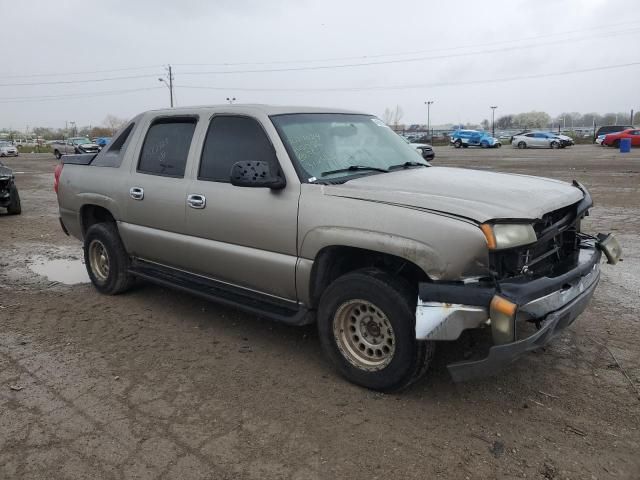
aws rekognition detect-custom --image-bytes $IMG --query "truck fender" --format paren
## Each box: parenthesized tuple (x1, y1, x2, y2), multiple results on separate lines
(299, 227, 446, 279)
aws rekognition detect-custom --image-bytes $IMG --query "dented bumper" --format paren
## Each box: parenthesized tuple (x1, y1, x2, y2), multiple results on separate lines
(415, 242, 606, 381)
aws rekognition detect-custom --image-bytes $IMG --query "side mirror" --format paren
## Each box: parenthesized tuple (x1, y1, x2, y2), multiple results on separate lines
(230, 161, 286, 189)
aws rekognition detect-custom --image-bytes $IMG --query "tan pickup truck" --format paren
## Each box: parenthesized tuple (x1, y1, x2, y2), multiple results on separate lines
(54, 105, 621, 391)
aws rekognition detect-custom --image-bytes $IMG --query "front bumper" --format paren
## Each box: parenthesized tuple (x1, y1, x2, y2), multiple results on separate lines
(416, 243, 604, 381)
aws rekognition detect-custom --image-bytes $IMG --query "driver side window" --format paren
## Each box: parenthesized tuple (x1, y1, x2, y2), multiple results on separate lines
(199, 115, 278, 183)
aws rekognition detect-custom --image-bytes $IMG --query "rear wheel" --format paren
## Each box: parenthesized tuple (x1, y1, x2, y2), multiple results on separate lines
(7, 185, 21, 215)
(54, 150, 62, 160)
(480, 142, 488, 148)
(83, 223, 134, 295)
(317, 269, 434, 392)
(517, 141, 527, 149)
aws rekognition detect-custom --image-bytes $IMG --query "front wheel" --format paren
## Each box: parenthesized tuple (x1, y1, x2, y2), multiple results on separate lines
(612, 140, 620, 148)
(550, 141, 560, 149)
(7, 185, 21, 215)
(453, 140, 462, 148)
(54, 150, 62, 160)
(317, 269, 434, 392)
(83, 223, 134, 295)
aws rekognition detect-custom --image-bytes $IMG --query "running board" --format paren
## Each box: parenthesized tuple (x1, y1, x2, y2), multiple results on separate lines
(129, 259, 311, 326)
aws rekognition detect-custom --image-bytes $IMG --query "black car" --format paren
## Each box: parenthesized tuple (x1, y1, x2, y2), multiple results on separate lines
(0, 161, 21, 215)
(594, 125, 634, 143)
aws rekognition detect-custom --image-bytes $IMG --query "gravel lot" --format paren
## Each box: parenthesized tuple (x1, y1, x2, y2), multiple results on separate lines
(1, 145, 639, 479)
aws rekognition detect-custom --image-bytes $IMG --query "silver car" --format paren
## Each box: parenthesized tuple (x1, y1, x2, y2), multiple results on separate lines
(0, 141, 19, 157)
(511, 132, 563, 149)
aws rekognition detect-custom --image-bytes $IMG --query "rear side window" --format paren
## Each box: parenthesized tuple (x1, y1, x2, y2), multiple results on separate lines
(92, 122, 135, 168)
(138, 117, 197, 177)
(199, 116, 278, 182)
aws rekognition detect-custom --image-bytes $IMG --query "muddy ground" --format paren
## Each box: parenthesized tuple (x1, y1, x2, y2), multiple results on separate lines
(1, 145, 639, 480)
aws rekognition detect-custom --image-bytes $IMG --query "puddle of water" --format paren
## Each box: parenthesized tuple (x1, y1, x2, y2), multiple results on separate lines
(28, 258, 90, 285)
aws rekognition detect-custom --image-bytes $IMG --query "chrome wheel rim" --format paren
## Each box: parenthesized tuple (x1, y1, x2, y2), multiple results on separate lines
(88, 240, 110, 282)
(333, 299, 396, 371)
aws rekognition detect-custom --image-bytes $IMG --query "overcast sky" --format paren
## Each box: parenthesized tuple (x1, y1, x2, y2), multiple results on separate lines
(1, 0, 639, 131)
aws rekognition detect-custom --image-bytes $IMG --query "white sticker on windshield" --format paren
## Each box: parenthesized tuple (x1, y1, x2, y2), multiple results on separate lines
(371, 118, 390, 128)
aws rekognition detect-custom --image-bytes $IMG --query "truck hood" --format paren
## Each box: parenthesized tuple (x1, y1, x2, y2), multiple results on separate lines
(322, 167, 584, 223)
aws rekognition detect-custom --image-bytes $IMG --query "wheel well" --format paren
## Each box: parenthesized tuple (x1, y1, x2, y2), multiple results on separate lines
(308, 246, 430, 308)
(80, 205, 116, 238)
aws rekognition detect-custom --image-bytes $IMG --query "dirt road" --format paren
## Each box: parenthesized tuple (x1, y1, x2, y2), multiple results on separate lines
(1, 145, 639, 479)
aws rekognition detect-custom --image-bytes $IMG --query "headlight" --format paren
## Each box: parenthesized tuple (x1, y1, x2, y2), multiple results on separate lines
(480, 223, 537, 250)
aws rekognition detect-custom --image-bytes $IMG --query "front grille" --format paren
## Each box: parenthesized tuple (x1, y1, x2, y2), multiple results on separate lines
(490, 202, 581, 279)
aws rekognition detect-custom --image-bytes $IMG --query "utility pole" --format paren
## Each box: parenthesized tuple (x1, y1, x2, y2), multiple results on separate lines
(631, 109, 634, 125)
(424, 101, 434, 139)
(158, 65, 174, 108)
(490, 106, 497, 137)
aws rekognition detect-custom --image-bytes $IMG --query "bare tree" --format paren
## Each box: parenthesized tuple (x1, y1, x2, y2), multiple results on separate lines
(382, 108, 394, 125)
(392, 105, 404, 130)
(103, 115, 128, 135)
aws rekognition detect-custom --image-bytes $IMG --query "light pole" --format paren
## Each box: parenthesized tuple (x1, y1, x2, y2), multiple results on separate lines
(424, 101, 434, 138)
(226, 97, 236, 104)
(490, 106, 497, 137)
(158, 65, 174, 108)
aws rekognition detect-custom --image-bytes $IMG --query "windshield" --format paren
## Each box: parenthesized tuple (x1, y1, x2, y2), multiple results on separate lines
(72, 138, 91, 145)
(271, 113, 427, 181)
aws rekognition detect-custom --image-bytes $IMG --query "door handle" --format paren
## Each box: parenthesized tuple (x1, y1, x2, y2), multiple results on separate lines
(129, 187, 144, 200)
(187, 194, 206, 209)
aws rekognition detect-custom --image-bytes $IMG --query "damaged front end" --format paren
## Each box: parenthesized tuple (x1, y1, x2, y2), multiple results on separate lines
(415, 183, 622, 381)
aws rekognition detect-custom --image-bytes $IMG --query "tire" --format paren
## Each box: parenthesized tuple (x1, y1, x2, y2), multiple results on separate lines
(83, 222, 134, 295)
(480, 142, 488, 148)
(517, 141, 527, 149)
(495, 143, 502, 148)
(453, 139, 462, 149)
(7, 185, 21, 215)
(612, 140, 620, 148)
(317, 269, 435, 392)
(550, 141, 560, 149)
(54, 150, 62, 160)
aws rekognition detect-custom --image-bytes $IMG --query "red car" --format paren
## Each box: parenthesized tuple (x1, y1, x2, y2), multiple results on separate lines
(602, 128, 640, 148)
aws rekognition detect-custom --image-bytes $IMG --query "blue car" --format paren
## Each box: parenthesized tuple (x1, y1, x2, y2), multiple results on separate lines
(94, 137, 112, 148)
(450, 129, 502, 148)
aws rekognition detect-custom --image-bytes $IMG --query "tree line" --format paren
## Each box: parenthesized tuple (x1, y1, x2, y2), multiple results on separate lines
(0, 115, 128, 140)
(493, 111, 638, 130)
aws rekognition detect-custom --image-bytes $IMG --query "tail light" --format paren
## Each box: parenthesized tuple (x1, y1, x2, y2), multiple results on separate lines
(54, 163, 63, 193)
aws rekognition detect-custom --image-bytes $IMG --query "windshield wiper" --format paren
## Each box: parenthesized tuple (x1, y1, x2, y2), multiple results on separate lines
(321, 165, 388, 177)
(387, 161, 428, 170)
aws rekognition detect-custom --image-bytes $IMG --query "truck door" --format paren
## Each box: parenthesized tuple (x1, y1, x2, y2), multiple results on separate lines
(120, 115, 197, 270)
(183, 114, 299, 301)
